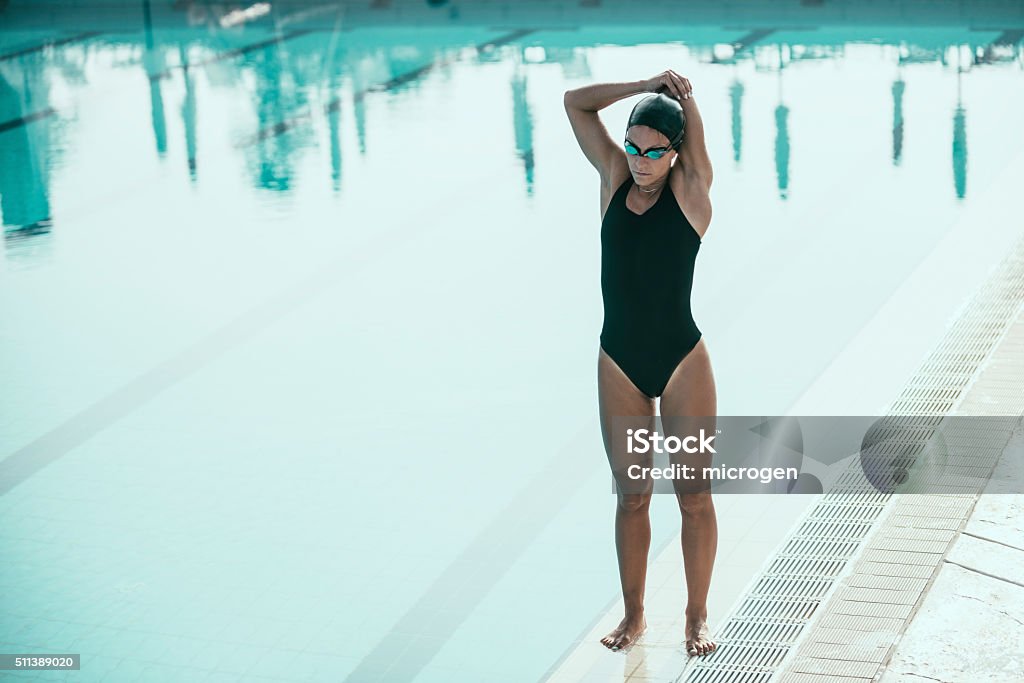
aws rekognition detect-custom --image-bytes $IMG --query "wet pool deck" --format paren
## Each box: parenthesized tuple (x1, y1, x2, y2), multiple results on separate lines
(541, 494, 814, 682)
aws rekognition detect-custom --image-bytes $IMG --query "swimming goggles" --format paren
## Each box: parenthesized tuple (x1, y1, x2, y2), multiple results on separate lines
(624, 139, 672, 159)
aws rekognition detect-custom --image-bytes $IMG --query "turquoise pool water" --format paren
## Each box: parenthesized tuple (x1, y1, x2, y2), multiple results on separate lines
(2, 4, 1023, 682)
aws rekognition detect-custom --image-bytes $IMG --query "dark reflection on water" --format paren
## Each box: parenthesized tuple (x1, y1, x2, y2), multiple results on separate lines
(0, 59, 52, 240)
(892, 78, 905, 166)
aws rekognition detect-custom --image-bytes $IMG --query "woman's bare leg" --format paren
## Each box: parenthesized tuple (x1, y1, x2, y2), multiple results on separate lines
(597, 346, 656, 651)
(660, 338, 719, 657)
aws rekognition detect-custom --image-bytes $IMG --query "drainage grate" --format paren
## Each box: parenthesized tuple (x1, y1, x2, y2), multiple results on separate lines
(719, 618, 805, 645)
(748, 577, 833, 600)
(678, 239, 1024, 683)
(686, 666, 775, 683)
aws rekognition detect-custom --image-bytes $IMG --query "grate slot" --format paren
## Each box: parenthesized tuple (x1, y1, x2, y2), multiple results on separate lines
(749, 577, 832, 600)
(686, 666, 775, 683)
(765, 557, 846, 578)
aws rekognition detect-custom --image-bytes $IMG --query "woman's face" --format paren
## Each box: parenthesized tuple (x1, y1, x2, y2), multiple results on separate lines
(624, 125, 677, 184)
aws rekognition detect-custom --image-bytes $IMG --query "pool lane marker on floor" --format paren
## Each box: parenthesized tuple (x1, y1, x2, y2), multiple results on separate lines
(0, 107, 56, 134)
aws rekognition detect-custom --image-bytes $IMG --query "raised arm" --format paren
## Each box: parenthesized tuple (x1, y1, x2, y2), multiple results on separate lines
(563, 80, 647, 182)
(565, 72, 699, 183)
(679, 95, 713, 190)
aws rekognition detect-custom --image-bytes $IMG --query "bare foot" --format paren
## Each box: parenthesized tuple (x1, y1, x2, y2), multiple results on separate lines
(685, 614, 716, 656)
(600, 614, 647, 652)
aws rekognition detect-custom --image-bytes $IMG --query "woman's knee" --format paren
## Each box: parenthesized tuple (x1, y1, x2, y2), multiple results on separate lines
(676, 489, 714, 515)
(618, 492, 652, 513)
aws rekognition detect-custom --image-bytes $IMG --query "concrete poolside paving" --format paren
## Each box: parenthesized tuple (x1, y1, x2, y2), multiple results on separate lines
(778, 303, 1024, 683)
(879, 495, 1024, 683)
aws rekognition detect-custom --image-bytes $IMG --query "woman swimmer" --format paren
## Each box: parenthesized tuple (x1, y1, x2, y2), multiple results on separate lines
(563, 71, 718, 657)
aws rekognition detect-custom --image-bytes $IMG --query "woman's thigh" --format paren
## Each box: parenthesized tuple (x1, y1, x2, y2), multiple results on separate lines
(660, 338, 717, 495)
(598, 346, 656, 498)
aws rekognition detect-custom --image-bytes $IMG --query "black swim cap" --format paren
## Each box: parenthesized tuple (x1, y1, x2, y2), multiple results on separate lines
(626, 94, 685, 150)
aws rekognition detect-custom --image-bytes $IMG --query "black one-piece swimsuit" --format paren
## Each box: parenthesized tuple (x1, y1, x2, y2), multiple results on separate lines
(600, 175, 703, 399)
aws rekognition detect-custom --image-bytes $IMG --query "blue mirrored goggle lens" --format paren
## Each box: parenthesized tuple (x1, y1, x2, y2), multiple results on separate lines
(624, 142, 668, 159)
